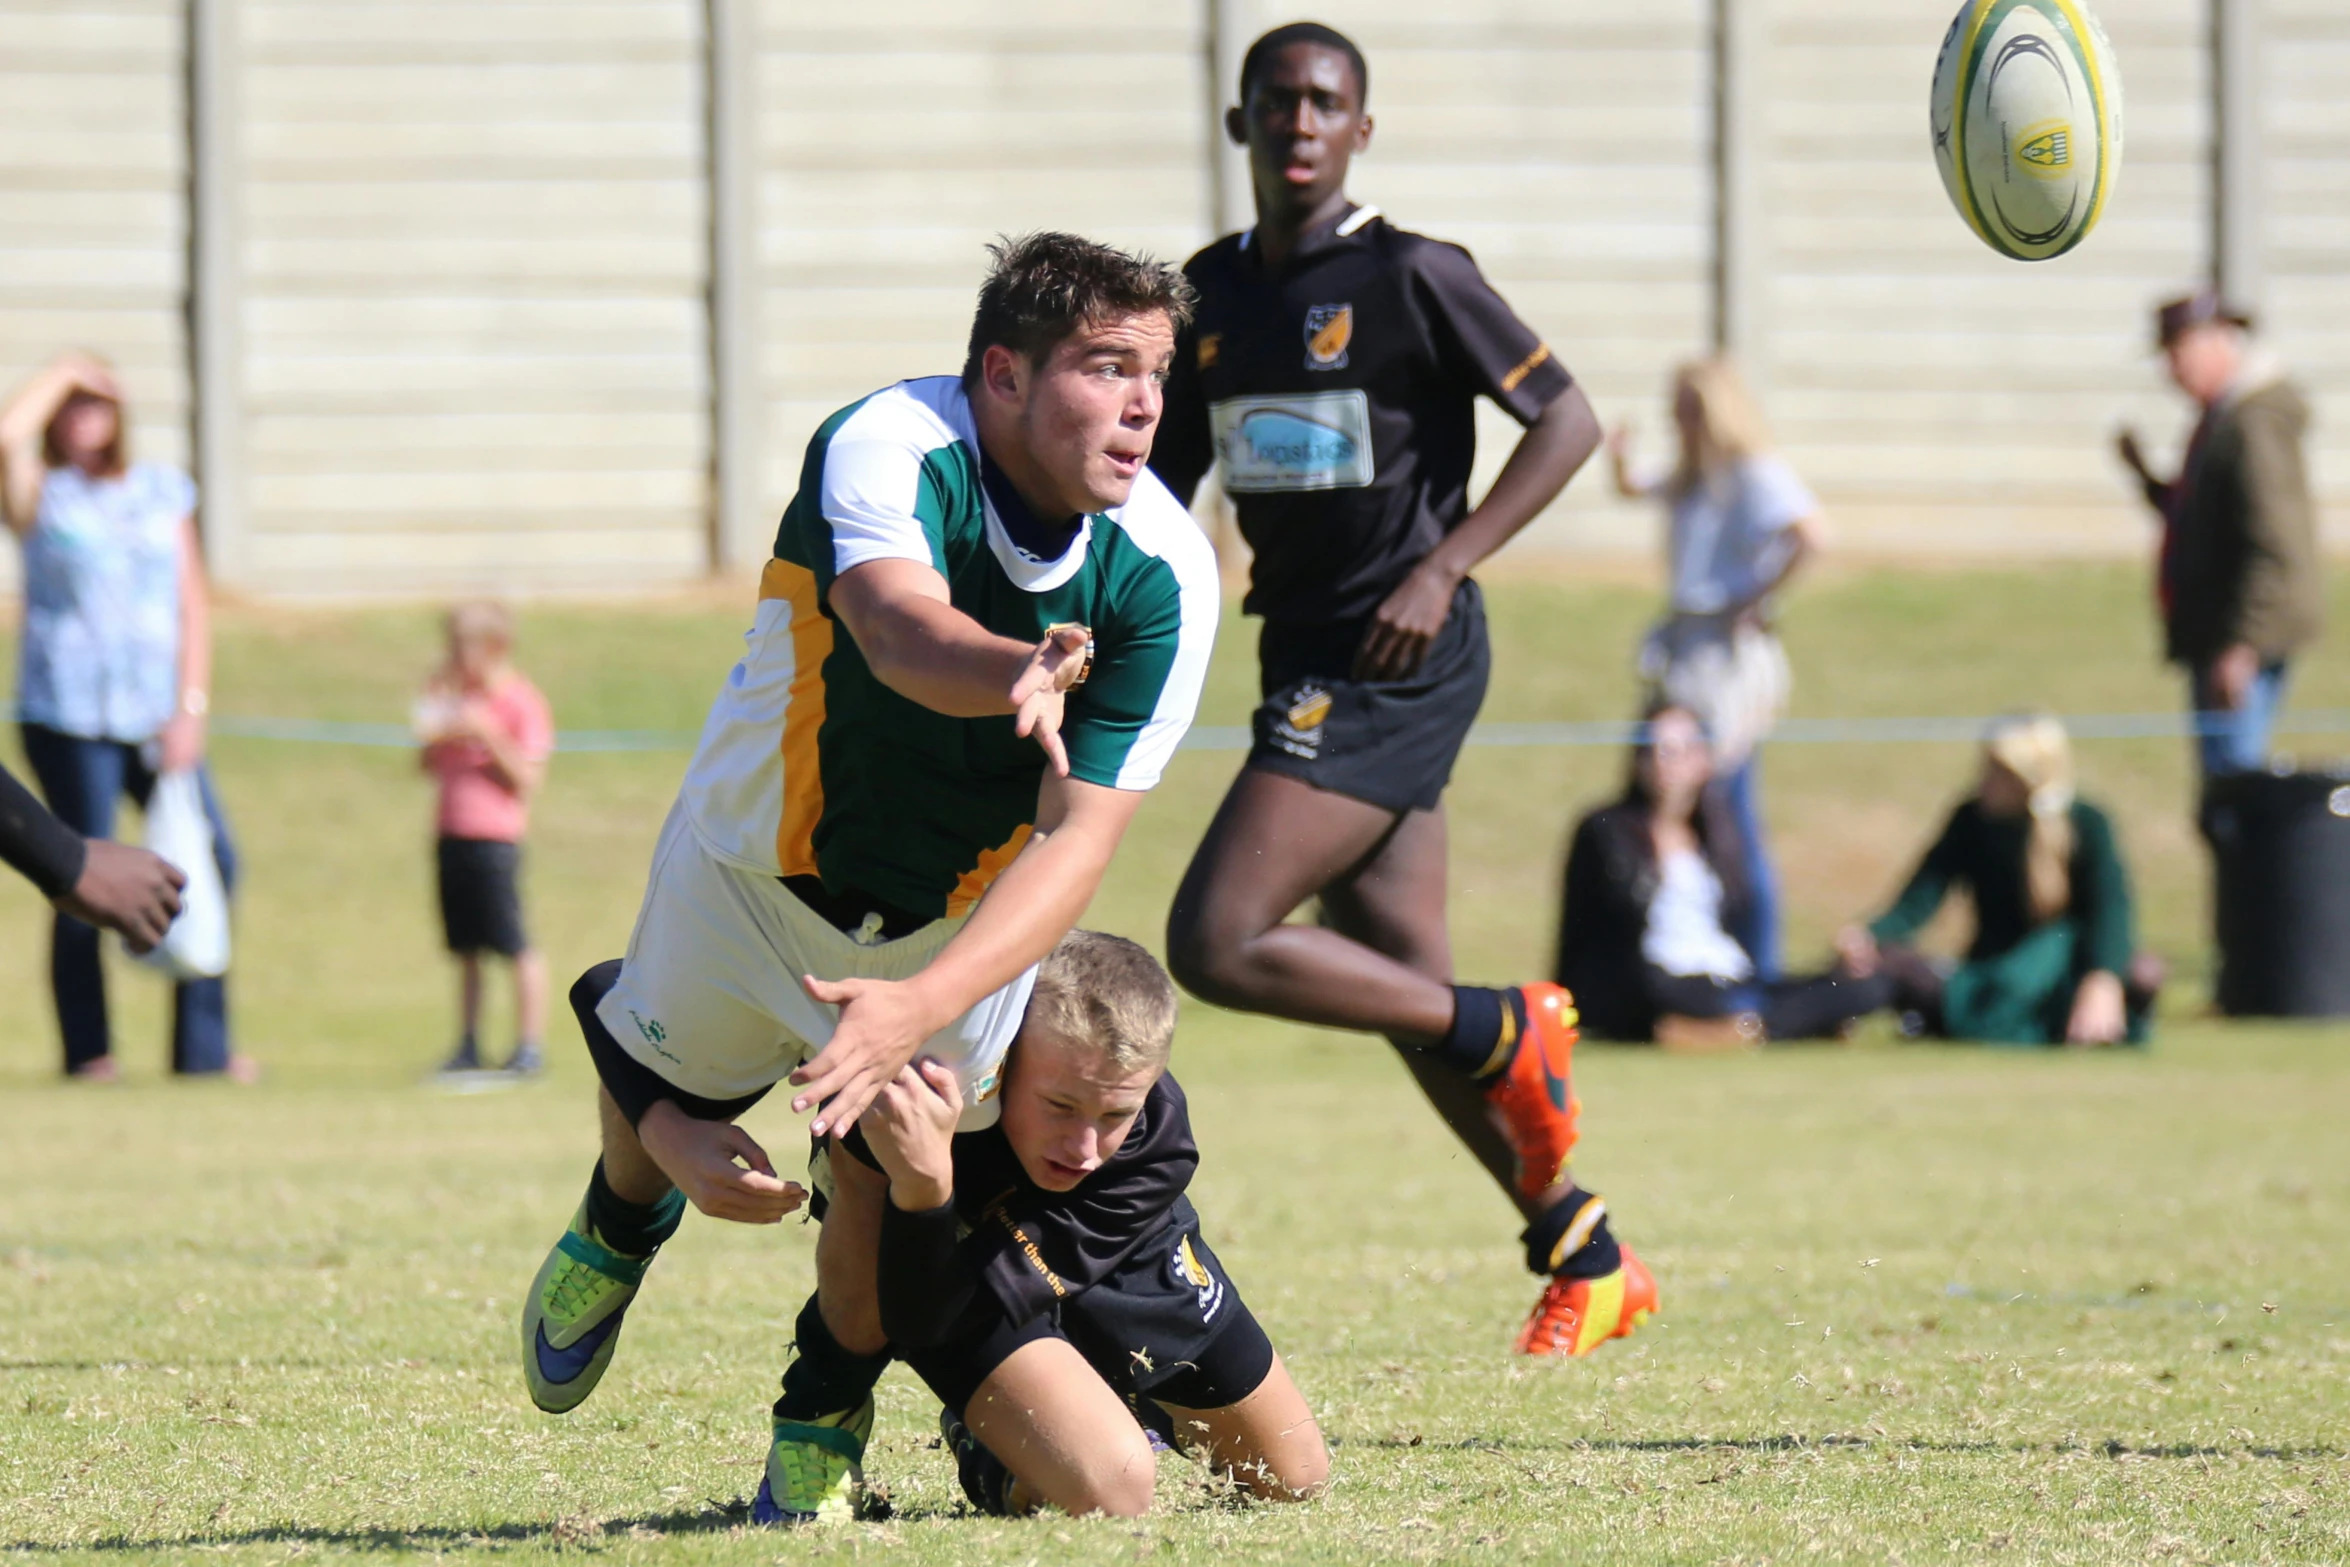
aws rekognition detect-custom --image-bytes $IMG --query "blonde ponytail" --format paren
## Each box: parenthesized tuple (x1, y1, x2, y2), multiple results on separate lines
(1984, 712, 2076, 923)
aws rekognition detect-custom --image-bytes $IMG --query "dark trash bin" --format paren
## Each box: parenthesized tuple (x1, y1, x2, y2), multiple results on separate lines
(2205, 766, 2350, 1018)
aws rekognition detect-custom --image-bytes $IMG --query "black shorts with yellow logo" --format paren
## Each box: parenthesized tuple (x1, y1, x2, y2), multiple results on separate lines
(1246, 576, 1491, 815)
(901, 1211, 1276, 1421)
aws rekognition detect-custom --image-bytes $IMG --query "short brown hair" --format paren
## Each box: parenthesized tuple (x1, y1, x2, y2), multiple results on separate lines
(446, 599, 514, 651)
(961, 232, 1195, 388)
(1023, 929, 1178, 1074)
(42, 389, 127, 480)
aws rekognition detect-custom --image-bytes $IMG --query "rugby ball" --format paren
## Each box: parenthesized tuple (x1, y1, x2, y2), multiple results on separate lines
(1930, 0, 2122, 261)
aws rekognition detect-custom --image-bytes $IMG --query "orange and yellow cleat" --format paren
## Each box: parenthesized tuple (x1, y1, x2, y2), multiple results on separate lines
(1483, 982, 1583, 1200)
(1513, 1247, 1659, 1358)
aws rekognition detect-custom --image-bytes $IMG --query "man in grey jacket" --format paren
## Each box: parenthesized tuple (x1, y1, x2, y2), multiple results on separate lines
(2118, 289, 2324, 780)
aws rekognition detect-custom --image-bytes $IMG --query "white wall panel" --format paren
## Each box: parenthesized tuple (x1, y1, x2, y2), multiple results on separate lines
(2266, 0, 2350, 546)
(1761, 0, 2211, 555)
(236, 0, 713, 594)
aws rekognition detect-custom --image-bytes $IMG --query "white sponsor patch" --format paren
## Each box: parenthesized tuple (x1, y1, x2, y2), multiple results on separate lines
(1209, 391, 1375, 494)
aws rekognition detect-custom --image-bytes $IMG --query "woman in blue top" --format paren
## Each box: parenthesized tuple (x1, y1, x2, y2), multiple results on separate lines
(2, 352, 248, 1081)
(1608, 355, 1826, 982)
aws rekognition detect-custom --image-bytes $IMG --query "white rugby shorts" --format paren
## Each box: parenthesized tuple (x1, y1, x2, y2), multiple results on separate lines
(596, 801, 1034, 1130)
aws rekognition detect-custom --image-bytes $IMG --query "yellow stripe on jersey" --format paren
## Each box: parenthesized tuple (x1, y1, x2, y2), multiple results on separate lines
(944, 822, 1034, 918)
(759, 558, 834, 879)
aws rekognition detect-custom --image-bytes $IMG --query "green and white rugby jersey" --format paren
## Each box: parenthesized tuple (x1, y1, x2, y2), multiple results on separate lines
(679, 376, 1219, 921)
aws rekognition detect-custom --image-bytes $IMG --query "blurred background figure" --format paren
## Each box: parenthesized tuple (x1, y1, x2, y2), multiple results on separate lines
(1607, 356, 1825, 980)
(416, 601, 552, 1081)
(1, 352, 248, 1083)
(1839, 712, 2162, 1047)
(2117, 290, 2323, 786)
(1555, 702, 1890, 1048)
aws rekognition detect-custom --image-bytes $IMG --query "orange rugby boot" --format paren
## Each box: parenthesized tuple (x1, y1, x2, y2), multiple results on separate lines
(1483, 982, 1582, 1200)
(1513, 1247, 1659, 1358)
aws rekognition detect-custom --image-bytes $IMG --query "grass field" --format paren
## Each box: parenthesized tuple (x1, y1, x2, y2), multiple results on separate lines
(4, 563, 2348, 1564)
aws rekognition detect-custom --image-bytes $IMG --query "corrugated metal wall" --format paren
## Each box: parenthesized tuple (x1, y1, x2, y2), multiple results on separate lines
(2267, 0, 2349, 524)
(752, 0, 1213, 520)
(1759, 0, 2208, 554)
(0, 0, 2341, 595)
(0, 0, 191, 474)
(236, 0, 713, 593)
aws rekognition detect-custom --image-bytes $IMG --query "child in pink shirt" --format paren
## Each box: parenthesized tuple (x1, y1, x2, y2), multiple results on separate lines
(418, 602, 554, 1078)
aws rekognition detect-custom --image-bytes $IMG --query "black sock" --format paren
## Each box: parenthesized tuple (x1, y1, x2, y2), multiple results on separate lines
(584, 1158, 685, 1258)
(1432, 985, 1528, 1079)
(773, 1292, 890, 1422)
(1521, 1185, 1623, 1279)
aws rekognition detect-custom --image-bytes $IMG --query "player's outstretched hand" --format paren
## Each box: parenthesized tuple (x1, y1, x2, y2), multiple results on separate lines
(1355, 560, 1459, 681)
(1008, 623, 1090, 777)
(860, 1060, 963, 1211)
(636, 1101, 806, 1224)
(59, 839, 186, 954)
(792, 974, 940, 1139)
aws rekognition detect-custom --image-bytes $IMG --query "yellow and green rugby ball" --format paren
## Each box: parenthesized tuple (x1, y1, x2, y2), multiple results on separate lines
(1930, 0, 2123, 261)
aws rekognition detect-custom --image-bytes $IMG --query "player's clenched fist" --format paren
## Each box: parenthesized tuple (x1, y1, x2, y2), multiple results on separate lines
(859, 1060, 963, 1212)
(635, 1101, 805, 1224)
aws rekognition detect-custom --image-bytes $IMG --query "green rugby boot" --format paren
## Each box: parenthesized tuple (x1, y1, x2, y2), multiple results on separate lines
(751, 1399, 873, 1526)
(520, 1202, 654, 1414)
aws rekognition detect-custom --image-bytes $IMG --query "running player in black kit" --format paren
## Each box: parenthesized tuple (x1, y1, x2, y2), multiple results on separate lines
(1152, 22, 1657, 1356)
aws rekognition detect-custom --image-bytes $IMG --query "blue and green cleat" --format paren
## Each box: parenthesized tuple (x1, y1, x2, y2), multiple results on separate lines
(520, 1202, 654, 1414)
(751, 1399, 872, 1526)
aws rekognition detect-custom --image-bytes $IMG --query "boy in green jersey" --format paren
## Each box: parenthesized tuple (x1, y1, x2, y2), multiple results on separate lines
(517, 235, 1219, 1525)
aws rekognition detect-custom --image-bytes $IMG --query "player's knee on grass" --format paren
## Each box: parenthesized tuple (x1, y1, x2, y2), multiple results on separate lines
(1160, 1355, 1328, 1503)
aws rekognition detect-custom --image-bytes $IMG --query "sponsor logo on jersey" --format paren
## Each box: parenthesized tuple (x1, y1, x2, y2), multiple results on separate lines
(1170, 1232, 1226, 1322)
(1303, 303, 1353, 370)
(2015, 120, 2072, 176)
(1266, 682, 1331, 761)
(627, 1011, 680, 1063)
(1208, 390, 1375, 493)
(970, 1065, 1002, 1103)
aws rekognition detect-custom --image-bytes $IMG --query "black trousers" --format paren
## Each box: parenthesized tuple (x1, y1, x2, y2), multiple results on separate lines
(1642, 963, 1894, 1042)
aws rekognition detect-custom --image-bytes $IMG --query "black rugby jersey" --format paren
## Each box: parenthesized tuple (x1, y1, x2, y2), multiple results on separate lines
(1151, 206, 1574, 627)
(874, 1073, 1199, 1346)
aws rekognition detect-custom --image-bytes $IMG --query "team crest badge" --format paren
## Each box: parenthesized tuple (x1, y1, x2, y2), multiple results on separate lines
(1303, 304, 1352, 370)
(1265, 682, 1332, 762)
(1170, 1233, 1226, 1321)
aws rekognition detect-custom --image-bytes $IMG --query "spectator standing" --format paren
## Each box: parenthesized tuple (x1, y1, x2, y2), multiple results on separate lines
(2117, 290, 2323, 783)
(1607, 356, 1825, 979)
(1, 352, 249, 1082)
(1838, 713, 2163, 1047)
(1555, 702, 1890, 1047)
(418, 602, 553, 1079)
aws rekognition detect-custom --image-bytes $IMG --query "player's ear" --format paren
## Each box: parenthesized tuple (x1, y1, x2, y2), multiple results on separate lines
(1354, 112, 1374, 153)
(1224, 103, 1248, 147)
(981, 343, 1024, 404)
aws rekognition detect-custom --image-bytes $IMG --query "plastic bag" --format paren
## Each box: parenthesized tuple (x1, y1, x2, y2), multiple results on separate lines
(133, 769, 231, 980)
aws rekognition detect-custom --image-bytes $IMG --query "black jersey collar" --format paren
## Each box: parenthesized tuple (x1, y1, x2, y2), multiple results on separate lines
(1240, 202, 1382, 269)
(976, 442, 1089, 582)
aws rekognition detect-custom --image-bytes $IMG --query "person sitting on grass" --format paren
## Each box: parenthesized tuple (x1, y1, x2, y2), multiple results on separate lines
(417, 601, 554, 1078)
(839, 929, 1328, 1518)
(1555, 702, 1892, 1048)
(1837, 712, 2163, 1048)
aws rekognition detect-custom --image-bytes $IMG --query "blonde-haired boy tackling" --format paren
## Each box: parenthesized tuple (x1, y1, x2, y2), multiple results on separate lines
(815, 929, 1327, 1517)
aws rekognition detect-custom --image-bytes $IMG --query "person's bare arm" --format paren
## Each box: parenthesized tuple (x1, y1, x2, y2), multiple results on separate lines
(829, 558, 1090, 773)
(158, 514, 211, 774)
(0, 355, 111, 533)
(791, 773, 1147, 1137)
(1729, 512, 1827, 620)
(62, 839, 188, 955)
(1355, 384, 1601, 679)
(454, 703, 547, 799)
(1603, 423, 1650, 501)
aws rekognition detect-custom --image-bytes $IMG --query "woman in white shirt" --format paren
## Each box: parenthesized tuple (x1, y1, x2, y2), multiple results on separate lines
(1608, 357, 1826, 984)
(1554, 704, 1888, 1047)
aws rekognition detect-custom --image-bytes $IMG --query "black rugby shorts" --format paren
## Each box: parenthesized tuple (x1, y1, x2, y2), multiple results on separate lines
(902, 1217, 1276, 1420)
(1247, 577, 1491, 815)
(437, 836, 529, 957)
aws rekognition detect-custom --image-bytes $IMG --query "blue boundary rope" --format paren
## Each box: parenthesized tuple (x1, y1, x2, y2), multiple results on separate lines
(211, 710, 2350, 755)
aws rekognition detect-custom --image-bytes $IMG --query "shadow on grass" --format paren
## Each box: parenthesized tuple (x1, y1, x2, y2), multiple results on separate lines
(1346, 1433, 2345, 1461)
(5, 1502, 758, 1555)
